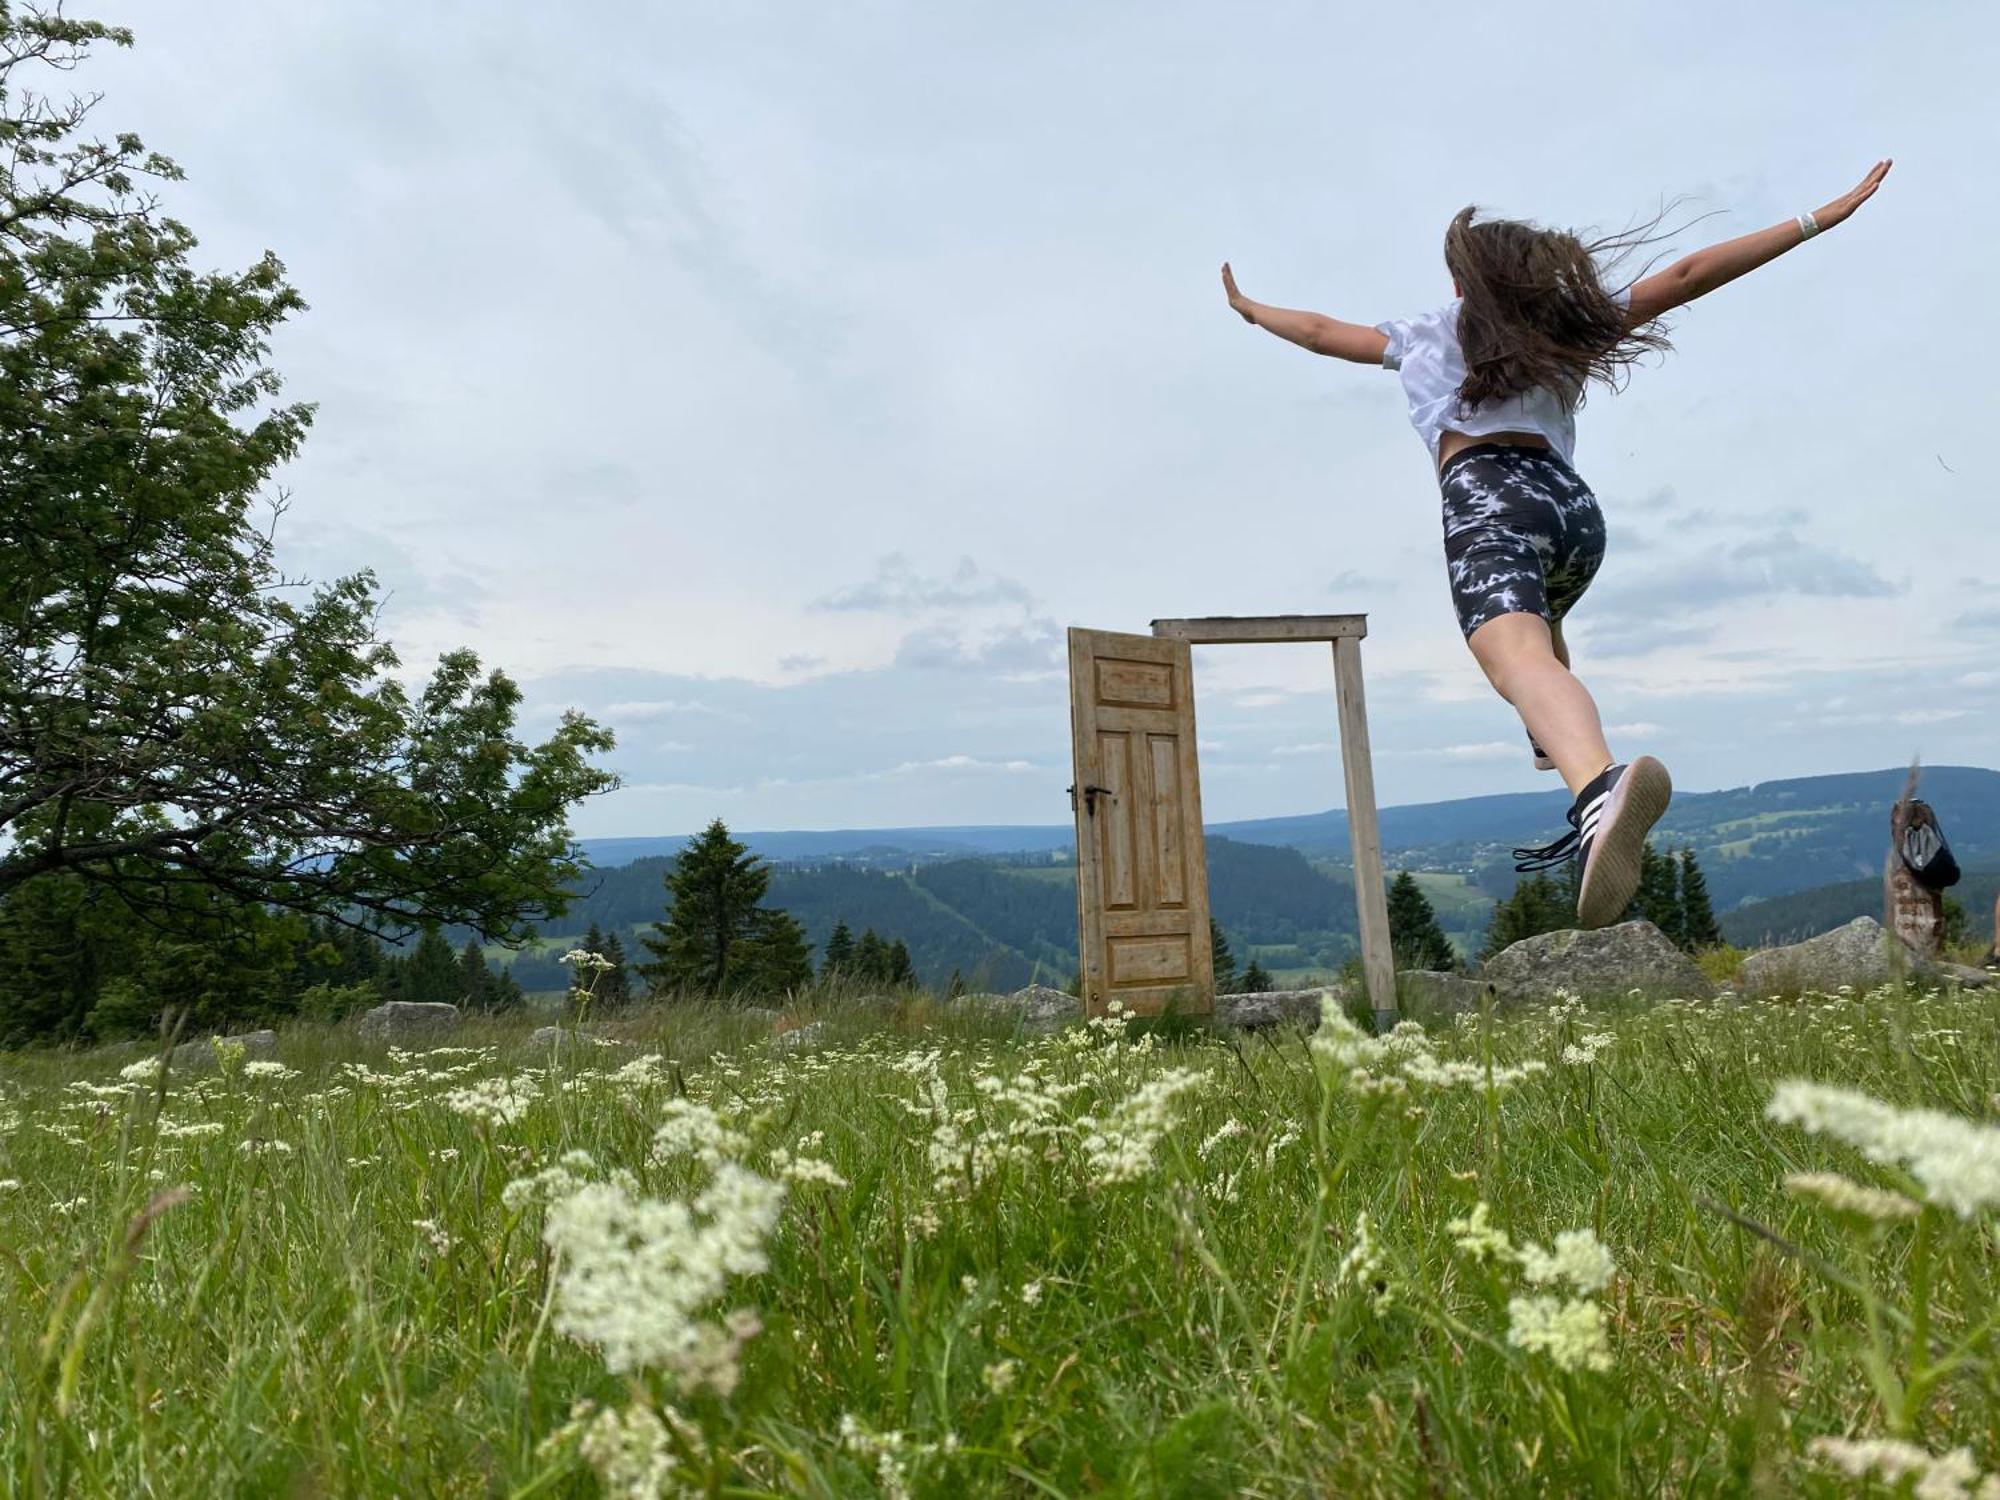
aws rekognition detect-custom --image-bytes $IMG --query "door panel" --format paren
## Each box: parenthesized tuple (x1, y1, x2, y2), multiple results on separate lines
(1068, 628, 1213, 1017)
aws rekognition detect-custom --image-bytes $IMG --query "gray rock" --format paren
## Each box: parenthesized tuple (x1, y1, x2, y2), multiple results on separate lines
(1214, 987, 1337, 1031)
(355, 1001, 461, 1043)
(771, 1019, 828, 1052)
(738, 1006, 782, 1029)
(171, 1029, 279, 1071)
(1736, 916, 1911, 995)
(1397, 970, 1495, 1015)
(951, 984, 1083, 1033)
(1481, 920, 1714, 1002)
(1933, 961, 1997, 990)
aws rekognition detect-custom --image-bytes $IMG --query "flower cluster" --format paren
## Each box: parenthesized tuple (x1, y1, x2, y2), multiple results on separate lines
(1767, 1079, 2000, 1218)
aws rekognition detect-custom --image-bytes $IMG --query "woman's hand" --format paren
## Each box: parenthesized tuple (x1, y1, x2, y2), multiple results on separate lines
(1813, 159, 1893, 231)
(1221, 262, 1256, 322)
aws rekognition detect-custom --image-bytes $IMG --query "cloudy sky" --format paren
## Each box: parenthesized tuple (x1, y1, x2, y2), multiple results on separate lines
(88, 2, 1998, 836)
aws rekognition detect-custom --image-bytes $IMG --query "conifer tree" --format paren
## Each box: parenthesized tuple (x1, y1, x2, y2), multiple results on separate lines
(1631, 843, 1683, 945)
(1210, 918, 1239, 992)
(1386, 871, 1458, 971)
(886, 938, 917, 987)
(742, 911, 815, 996)
(821, 920, 856, 979)
(1678, 849, 1723, 950)
(401, 927, 463, 1005)
(489, 967, 526, 1013)
(598, 931, 632, 1010)
(640, 819, 780, 996)
(1479, 875, 1573, 961)
(457, 937, 494, 1010)
(1240, 958, 1273, 993)
(854, 928, 889, 986)
(946, 968, 967, 999)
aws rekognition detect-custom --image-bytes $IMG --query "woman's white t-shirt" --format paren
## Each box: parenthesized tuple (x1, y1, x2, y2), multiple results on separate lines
(1375, 283, 1632, 468)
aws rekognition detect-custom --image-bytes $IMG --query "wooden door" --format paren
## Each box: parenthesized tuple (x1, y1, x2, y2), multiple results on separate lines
(1068, 628, 1214, 1017)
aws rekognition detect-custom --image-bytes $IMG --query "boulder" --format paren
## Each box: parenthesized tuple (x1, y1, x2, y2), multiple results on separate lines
(1214, 987, 1338, 1031)
(171, 1029, 279, 1071)
(949, 984, 1082, 1034)
(355, 1001, 461, 1043)
(1481, 920, 1713, 1002)
(738, 1006, 783, 1029)
(1933, 961, 1996, 991)
(1736, 916, 1911, 995)
(1397, 970, 1495, 1015)
(771, 1019, 828, 1052)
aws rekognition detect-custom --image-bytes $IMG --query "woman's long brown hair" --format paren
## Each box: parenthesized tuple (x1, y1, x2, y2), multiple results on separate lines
(1445, 207, 1674, 411)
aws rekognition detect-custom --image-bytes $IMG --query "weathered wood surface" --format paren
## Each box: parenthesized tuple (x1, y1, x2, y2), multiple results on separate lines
(1333, 635, 1397, 1028)
(1067, 628, 1214, 1018)
(1150, 614, 1368, 644)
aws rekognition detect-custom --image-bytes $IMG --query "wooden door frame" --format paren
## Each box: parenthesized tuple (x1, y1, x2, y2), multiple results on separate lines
(1147, 613, 1398, 1034)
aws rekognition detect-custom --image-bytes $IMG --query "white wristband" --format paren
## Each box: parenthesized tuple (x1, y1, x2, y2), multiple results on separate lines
(1797, 210, 1821, 240)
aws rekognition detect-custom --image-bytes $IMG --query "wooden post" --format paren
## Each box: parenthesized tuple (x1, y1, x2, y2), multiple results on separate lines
(1888, 796, 1944, 959)
(1332, 635, 1397, 1032)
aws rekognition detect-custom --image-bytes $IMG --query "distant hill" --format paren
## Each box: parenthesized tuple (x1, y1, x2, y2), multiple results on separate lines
(581, 766, 2000, 915)
(1720, 870, 2000, 949)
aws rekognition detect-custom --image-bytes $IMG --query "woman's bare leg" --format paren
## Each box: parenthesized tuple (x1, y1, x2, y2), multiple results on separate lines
(1467, 613, 1612, 796)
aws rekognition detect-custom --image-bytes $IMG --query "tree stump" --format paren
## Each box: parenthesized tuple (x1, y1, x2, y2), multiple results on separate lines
(1887, 798, 1944, 959)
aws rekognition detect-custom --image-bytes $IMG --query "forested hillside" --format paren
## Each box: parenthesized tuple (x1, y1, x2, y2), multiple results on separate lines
(497, 838, 1358, 992)
(1721, 870, 2000, 949)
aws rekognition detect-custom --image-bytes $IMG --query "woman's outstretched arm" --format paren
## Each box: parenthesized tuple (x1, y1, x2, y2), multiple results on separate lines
(1625, 159, 1892, 324)
(1222, 262, 1390, 363)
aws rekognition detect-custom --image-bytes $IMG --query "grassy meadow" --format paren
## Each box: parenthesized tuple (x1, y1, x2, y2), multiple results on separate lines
(3, 980, 2000, 1497)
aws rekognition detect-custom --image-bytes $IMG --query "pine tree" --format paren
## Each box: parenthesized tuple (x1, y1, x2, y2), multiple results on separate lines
(598, 931, 632, 1010)
(821, 920, 856, 979)
(1479, 875, 1573, 961)
(1240, 958, 1273, 993)
(853, 928, 888, 986)
(489, 967, 526, 1013)
(457, 937, 494, 1010)
(639, 819, 777, 996)
(1631, 843, 1683, 945)
(946, 968, 967, 999)
(742, 911, 815, 996)
(401, 928, 463, 1006)
(1210, 918, 1239, 992)
(886, 938, 917, 987)
(1678, 849, 1723, 950)
(582, 921, 607, 963)
(1386, 871, 1457, 971)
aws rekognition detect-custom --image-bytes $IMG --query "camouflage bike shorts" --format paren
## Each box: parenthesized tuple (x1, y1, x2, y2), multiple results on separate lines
(1437, 441, 1606, 638)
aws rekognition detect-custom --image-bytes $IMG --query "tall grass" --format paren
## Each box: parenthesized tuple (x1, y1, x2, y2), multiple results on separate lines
(2, 981, 1997, 1496)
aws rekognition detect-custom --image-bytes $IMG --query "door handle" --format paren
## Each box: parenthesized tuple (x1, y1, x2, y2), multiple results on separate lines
(1067, 783, 1114, 815)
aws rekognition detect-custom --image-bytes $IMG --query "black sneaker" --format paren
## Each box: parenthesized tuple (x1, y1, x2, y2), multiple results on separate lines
(1512, 757, 1673, 929)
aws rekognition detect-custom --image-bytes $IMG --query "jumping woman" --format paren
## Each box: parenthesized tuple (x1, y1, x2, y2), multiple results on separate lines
(1222, 161, 1892, 928)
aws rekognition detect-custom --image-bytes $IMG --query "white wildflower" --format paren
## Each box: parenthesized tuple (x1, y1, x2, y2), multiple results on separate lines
(158, 1121, 225, 1140)
(571, 1400, 681, 1499)
(769, 1147, 847, 1188)
(1019, 1279, 1043, 1307)
(412, 1218, 454, 1254)
(1446, 1201, 1514, 1263)
(1767, 1079, 2000, 1218)
(651, 1098, 749, 1168)
(607, 1054, 669, 1087)
(542, 1164, 783, 1386)
(442, 1075, 538, 1127)
(1506, 1294, 1611, 1373)
(0, 1179, 19, 1193)
(1077, 1068, 1205, 1186)
(960, 1274, 979, 1295)
(561, 949, 616, 972)
(53, 1196, 88, 1214)
(1263, 1124, 1301, 1169)
(1784, 1171, 1922, 1222)
(238, 1138, 293, 1155)
(1197, 1119, 1247, 1160)
(1518, 1228, 1616, 1294)
(1807, 1435, 1989, 1499)
(119, 1058, 163, 1083)
(1560, 1032, 1614, 1066)
(242, 1060, 298, 1081)
(982, 1359, 1018, 1395)
(1335, 1211, 1387, 1304)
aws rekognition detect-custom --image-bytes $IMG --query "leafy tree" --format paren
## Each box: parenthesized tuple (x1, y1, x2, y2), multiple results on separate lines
(0, 9, 614, 948)
(1678, 849, 1723, 950)
(821, 920, 855, 979)
(1480, 874, 1575, 961)
(640, 819, 789, 997)
(1239, 958, 1273, 993)
(1210, 918, 1239, 992)
(1386, 871, 1457, 971)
